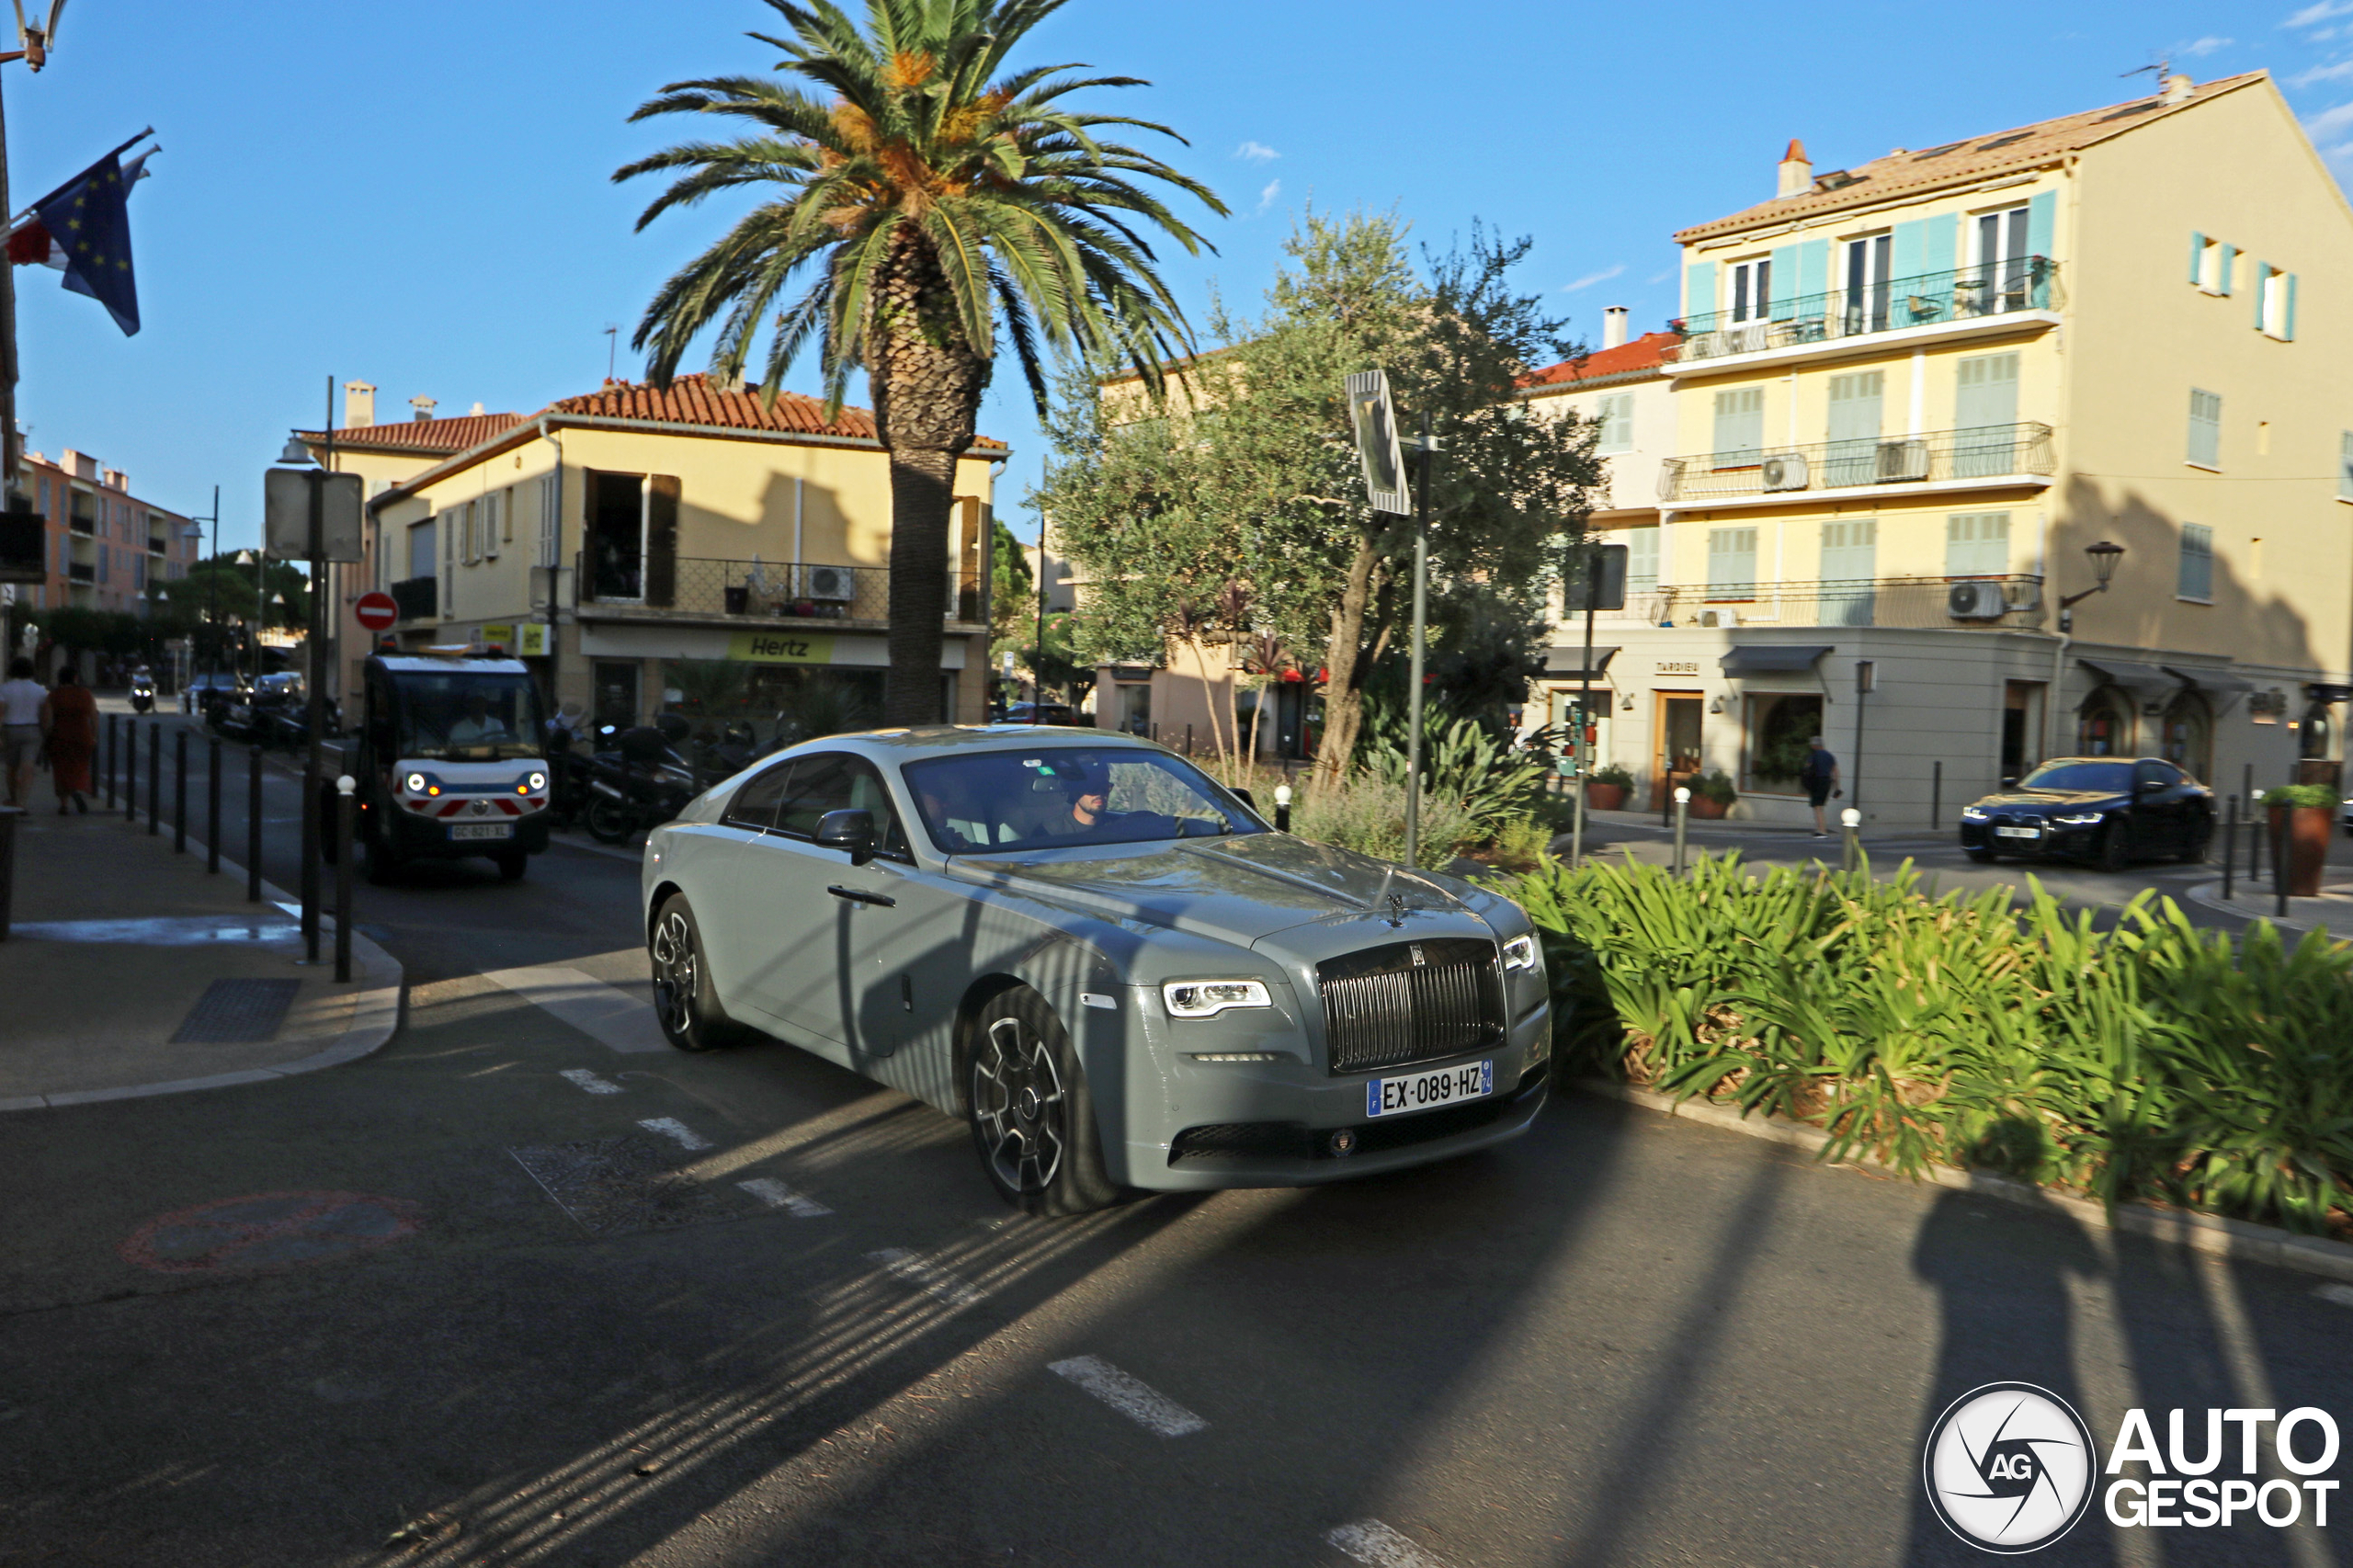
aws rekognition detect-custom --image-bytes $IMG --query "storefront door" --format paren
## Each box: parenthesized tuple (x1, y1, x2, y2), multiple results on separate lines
(1654, 691, 1703, 808)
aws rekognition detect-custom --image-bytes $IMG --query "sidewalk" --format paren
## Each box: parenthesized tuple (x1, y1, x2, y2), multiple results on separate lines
(2188, 875, 2353, 938)
(1567, 805, 1952, 848)
(0, 800, 402, 1110)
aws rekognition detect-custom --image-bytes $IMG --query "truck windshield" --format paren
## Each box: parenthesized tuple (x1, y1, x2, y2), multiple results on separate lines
(392, 673, 545, 761)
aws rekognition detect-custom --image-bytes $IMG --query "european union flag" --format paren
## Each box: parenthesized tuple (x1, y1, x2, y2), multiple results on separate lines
(33, 152, 138, 336)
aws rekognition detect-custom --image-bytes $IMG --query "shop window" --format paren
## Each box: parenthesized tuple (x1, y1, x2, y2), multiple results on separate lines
(2076, 687, 2133, 756)
(2160, 690, 2212, 782)
(1744, 693, 1824, 795)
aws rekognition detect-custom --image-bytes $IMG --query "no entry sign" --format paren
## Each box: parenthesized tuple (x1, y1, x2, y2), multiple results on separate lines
(353, 590, 398, 631)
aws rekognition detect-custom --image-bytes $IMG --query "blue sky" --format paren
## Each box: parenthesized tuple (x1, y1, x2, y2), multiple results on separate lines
(7, 1, 2347, 552)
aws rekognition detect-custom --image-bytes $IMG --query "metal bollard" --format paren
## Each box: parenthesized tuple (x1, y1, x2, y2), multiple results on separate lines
(246, 744, 263, 903)
(1930, 760, 1941, 833)
(1571, 768, 1587, 869)
(1273, 781, 1292, 834)
(1672, 786, 1689, 877)
(175, 729, 188, 854)
(2222, 794, 2237, 902)
(103, 712, 116, 807)
(0, 804, 18, 940)
(335, 774, 356, 983)
(2274, 801, 2290, 921)
(2250, 798, 2264, 883)
(207, 736, 222, 874)
(1842, 806, 1863, 875)
(147, 721, 160, 835)
(124, 720, 137, 821)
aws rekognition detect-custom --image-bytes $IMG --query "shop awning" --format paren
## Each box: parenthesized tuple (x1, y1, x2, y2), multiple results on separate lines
(1544, 644, 1620, 680)
(2161, 664, 2255, 695)
(1720, 644, 1832, 676)
(2077, 657, 2175, 700)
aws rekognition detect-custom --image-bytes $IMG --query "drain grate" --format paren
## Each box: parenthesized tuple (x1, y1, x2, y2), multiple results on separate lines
(507, 1136, 734, 1237)
(170, 978, 302, 1044)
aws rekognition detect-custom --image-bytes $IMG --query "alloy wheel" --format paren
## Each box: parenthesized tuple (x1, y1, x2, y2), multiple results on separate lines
(972, 1015, 1066, 1194)
(651, 910, 698, 1039)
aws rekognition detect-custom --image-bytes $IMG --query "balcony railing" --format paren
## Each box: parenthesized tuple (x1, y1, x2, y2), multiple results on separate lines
(67, 562, 94, 584)
(578, 557, 985, 624)
(1602, 574, 2047, 631)
(1658, 422, 2053, 504)
(390, 575, 438, 622)
(1678, 258, 2060, 363)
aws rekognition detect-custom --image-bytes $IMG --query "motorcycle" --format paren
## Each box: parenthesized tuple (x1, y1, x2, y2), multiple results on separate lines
(583, 725, 698, 844)
(128, 673, 154, 714)
(541, 723, 596, 830)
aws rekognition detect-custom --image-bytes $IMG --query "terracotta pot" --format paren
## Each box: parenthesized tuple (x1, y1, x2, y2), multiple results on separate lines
(1687, 795, 1729, 820)
(2268, 804, 2333, 897)
(1584, 782, 1627, 812)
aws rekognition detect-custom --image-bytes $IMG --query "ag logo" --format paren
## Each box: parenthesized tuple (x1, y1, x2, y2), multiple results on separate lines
(1924, 1382, 2096, 1553)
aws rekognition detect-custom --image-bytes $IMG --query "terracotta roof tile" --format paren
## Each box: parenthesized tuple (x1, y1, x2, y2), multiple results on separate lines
(1674, 72, 2267, 244)
(1522, 331, 1679, 390)
(547, 373, 1006, 448)
(296, 413, 526, 457)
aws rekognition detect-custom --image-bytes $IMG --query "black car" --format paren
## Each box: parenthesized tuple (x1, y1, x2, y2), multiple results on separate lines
(1958, 756, 2215, 869)
(181, 671, 248, 717)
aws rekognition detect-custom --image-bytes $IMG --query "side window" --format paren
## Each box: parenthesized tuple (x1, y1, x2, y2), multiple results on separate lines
(843, 761, 911, 858)
(2132, 760, 2167, 793)
(723, 760, 795, 832)
(773, 754, 854, 838)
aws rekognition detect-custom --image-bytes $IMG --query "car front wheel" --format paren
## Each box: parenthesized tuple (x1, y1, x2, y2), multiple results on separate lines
(966, 986, 1119, 1217)
(649, 894, 736, 1052)
(2097, 820, 2131, 872)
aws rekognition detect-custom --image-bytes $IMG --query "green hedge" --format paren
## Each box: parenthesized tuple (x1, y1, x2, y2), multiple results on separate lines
(1509, 855, 2353, 1236)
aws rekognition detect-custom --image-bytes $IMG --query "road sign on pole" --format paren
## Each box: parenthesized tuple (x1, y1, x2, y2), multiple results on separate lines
(353, 590, 397, 632)
(1345, 369, 1410, 516)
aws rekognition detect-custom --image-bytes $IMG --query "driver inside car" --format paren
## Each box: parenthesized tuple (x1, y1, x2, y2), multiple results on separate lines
(1037, 761, 1116, 840)
(446, 692, 513, 745)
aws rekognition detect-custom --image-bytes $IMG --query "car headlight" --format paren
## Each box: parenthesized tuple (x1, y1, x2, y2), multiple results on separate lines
(2053, 811, 2104, 826)
(528, 771, 548, 791)
(404, 772, 426, 794)
(1501, 934, 1541, 971)
(1162, 979, 1272, 1018)
(1961, 806, 1988, 822)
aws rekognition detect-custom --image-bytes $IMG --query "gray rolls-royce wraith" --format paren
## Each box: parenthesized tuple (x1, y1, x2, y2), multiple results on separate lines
(640, 726, 1551, 1214)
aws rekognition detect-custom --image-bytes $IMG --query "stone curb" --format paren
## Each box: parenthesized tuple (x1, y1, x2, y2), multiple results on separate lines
(0, 833, 404, 1113)
(1577, 1077, 2353, 1286)
(2183, 880, 2353, 939)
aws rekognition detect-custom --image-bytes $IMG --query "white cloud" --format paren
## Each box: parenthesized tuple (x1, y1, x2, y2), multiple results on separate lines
(2304, 99, 2353, 139)
(2286, 0, 2353, 27)
(1560, 264, 1626, 293)
(2177, 34, 2233, 55)
(2292, 56, 2353, 85)
(1234, 141, 1279, 163)
(1648, 268, 1676, 284)
(1255, 179, 1281, 215)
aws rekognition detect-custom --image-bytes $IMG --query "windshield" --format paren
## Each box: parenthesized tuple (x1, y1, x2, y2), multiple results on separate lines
(2018, 761, 2132, 794)
(392, 672, 546, 762)
(904, 747, 1264, 853)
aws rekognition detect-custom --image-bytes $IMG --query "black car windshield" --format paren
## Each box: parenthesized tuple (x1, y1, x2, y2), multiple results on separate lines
(2018, 761, 2133, 793)
(904, 748, 1264, 853)
(392, 673, 546, 761)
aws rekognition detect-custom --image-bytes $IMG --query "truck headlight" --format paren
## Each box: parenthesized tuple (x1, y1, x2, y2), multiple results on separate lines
(528, 771, 548, 791)
(1501, 934, 1541, 971)
(404, 772, 426, 794)
(1162, 979, 1272, 1018)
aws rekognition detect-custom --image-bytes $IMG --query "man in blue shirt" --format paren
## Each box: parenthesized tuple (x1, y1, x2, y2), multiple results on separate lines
(1802, 736, 1841, 837)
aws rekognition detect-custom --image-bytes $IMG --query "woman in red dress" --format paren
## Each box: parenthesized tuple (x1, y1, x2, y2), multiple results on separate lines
(40, 665, 96, 813)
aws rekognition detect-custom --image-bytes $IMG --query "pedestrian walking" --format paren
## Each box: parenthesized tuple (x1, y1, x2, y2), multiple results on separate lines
(1802, 735, 1842, 837)
(0, 655, 44, 808)
(40, 666, 97, 814)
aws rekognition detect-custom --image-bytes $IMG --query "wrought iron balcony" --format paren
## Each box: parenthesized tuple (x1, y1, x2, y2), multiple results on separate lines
(1677, 258, 2061, 363)
(578, 557, 985, 624)
(1658, 422, 2053, 504)
(1597, 574, 2048, 631)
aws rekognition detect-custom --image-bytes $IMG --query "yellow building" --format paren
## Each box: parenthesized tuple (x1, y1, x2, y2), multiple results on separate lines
(299, 375, 1005, 737)
(1574, 70, 2349, 824)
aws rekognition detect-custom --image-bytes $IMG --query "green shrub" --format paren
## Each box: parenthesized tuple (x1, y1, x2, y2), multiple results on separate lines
(1291, 773, 1482, 869)
(1508, 853, 2353, 1235)
(1694, 768, 1737, 806)
(1363, 714, 1549, 836)
(1590, 762, 1635, 789)
(2258, 784, 2337, 809)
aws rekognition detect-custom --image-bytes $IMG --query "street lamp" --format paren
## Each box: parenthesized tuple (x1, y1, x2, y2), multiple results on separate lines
(2057, 540, 2125, 632)
(0, 3, 63, 505)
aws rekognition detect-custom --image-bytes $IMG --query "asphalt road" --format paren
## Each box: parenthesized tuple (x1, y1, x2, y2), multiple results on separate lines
(6, 711, 2351, 1566)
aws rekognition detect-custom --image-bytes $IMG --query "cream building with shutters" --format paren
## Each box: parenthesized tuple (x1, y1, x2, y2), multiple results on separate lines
(1560, 69, 2353, 827)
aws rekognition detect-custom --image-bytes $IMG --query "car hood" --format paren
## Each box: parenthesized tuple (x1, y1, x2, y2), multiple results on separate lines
(1974, 790, 2126, 812)
(948, 832, 1476, 946)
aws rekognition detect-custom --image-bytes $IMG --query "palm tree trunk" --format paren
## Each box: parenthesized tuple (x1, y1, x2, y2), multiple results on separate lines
(881, 445, 958, 724)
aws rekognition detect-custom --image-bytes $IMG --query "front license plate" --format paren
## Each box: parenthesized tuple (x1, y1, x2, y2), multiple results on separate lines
(449, 822, 513, 841)
(1366, 1059, 1494, 1119)
(1995, 825, 2040, 839)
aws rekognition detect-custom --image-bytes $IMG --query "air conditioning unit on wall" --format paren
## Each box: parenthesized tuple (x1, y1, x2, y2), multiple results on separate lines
(1948, 581, 2006, 619)
(801, 564, 856, 601)
(1876, 439, 1930, 483)
(1761, 453, 1811, 491)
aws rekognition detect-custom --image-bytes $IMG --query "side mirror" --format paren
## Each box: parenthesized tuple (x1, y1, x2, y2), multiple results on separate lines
(814, 807, 878, 864)
(2000, 776, 2019, 790)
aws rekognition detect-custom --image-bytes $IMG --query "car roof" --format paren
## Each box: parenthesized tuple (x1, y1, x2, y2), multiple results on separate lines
(768, 723, 1167, 770)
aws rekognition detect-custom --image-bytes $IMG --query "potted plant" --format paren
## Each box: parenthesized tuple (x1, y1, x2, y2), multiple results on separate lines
(1586, 762, 1633, 812)
(2260, 784, 2336, 896)
(1688, 769, 1737, 820)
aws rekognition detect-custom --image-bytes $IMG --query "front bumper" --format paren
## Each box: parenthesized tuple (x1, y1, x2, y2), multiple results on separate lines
(1958, 820, 2099, 858)
(383, 805, 551, 859)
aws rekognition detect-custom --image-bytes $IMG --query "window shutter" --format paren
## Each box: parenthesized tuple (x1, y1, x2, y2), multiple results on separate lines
(2284, 272, 2298, 341)
(2337, 432, 2353, 502)
(1889, 219, 1925, 284)
(1768, 245, 1801, 319)
(2026, 191, 2055, 260)
(1683, 261, 1716, 322)
(1923, 212, 1958, 275)
(2188, 232, 2204, 284)
(2217, 245, 2235, 297)
(1795, 239, 1828, 301)
(644, 474, 679, 608)
(1627, 527, 1659, 592)
(2177, 523, 2214, 601)
(2255, 263, 2270, 331)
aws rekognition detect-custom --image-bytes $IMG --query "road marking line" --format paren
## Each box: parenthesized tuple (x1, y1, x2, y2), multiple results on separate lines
(483, 965, 669, 1055)
(2315, 1283, 2353, 1308)
(867, 1246, 984, 1307)
(637, 1117, 713, 1152)
(559, 1069, 623, 1096)
(1046, 1355, 1206, 1437)
(736, 1177, 830, 1218)
(1326, 1519, 1453, 1568)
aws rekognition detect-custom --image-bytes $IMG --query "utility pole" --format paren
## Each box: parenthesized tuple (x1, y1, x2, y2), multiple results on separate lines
(1030, 512, 1048, 722)
(1403, 411, 1438, 869)
(0, 6, 63, 506)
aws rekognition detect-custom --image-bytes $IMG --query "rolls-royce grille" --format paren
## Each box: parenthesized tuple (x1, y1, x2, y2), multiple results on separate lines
(1317, 937, 1505, 1075)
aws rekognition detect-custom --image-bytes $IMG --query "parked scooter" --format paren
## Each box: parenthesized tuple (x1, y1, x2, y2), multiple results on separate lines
(128, 669, 154, 714)
(541, 722, 595, 830)
(583, 725, 697, 844)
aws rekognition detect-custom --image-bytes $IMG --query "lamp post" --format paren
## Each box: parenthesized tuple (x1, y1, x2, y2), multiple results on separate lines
(2048, 540, 2126, 760)
(235, 549, 260, 688)
(0, 4, 63, 506)
(188, 486, 218, 687)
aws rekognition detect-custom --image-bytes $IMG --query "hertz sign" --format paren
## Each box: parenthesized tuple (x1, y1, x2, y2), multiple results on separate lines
(727, 631, 835, 665)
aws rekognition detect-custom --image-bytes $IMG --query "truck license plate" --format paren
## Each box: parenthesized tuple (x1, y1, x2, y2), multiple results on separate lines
(1365, 1059, 1493, 1119)
(449, 823, 512, 841)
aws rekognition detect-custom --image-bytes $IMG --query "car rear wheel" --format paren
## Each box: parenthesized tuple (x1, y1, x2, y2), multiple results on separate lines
(2097, 820, 2131, 872)
(966, 986, 1119, 1217)
(2177, 817, 2211, 864)
(649, 894, 735, 1052)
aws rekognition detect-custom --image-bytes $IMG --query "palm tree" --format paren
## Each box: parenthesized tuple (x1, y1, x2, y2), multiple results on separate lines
(617, 0, 1225, 725)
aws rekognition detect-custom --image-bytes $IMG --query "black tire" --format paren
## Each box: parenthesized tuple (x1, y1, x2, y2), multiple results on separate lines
(585, 796, 635, 844)
(2097, 819, 2131, 872)
(1965, 846, 1997, 864)
(363, 824, 404, 886)
(649, 894, 737, 1052)
(2177, 816, 2211, 864)
(964, 986, 1120, 1217)
(493, 848, 528, 881)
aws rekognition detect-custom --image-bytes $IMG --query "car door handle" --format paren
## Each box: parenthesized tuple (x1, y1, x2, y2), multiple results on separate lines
(827, 885, 896, 908)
